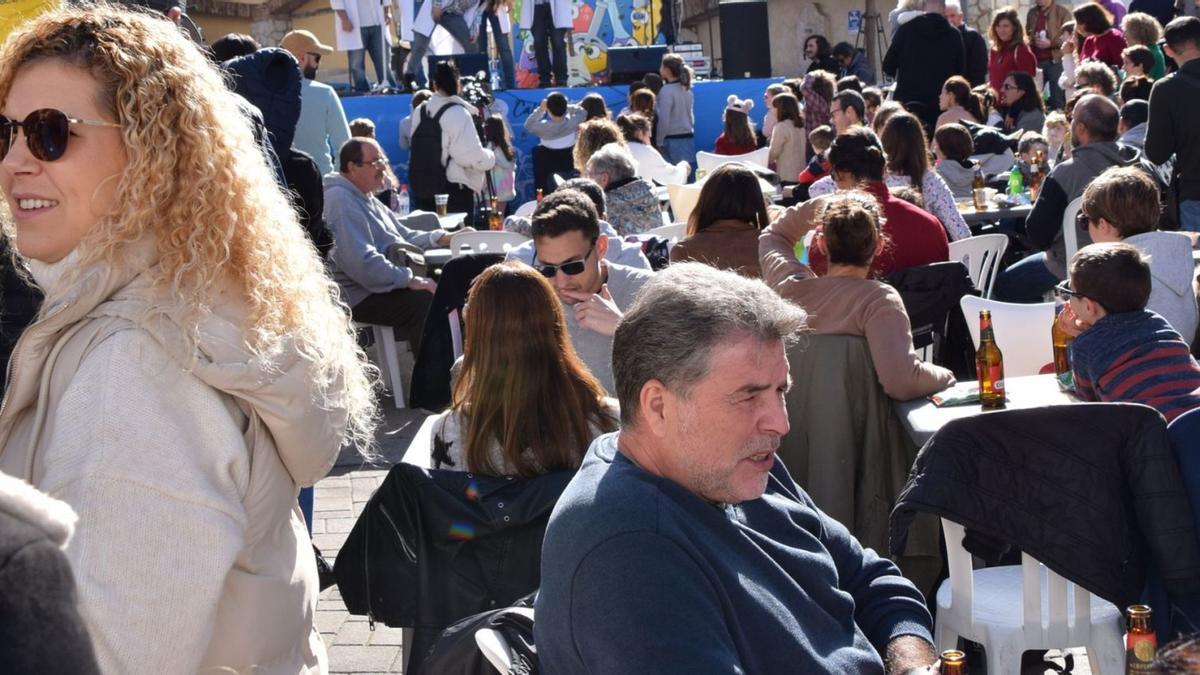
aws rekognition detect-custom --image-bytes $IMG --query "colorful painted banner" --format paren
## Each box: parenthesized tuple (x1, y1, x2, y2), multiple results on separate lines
(0, 0, 56, 45)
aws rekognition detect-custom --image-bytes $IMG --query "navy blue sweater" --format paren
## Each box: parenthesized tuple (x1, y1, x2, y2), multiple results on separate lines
(534, 433, 934, 674)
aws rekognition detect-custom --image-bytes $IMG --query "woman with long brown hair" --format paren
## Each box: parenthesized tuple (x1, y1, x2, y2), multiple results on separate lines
(1075, 2, 1128, 69)
(671, 163, 770, 277)
(768, 92, 807, 184)
(987, 6, 1038, 98)
(936, 75, 985, 127)
(431, 261, 617, 477)
(881, 112, 971, 240)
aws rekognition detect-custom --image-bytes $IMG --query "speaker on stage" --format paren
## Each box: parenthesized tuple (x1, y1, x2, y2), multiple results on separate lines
(608, 45, 669, 84)
(719, 0, 771, 79)
(428, 52, 490, 81)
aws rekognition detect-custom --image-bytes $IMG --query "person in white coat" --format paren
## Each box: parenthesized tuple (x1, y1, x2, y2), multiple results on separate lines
(412, 61, 496, 224)
(479, 0, 516, 89)
(520, 0, 572, 87)
(330, 0, 396, 92)
(403, 0, 479, 89)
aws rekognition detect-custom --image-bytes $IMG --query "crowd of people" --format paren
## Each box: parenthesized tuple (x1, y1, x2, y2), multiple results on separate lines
(3, 0, 1200, 673)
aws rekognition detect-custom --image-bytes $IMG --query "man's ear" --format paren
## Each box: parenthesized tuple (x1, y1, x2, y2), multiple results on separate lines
(595, 233, 609, 260)
(639, 379, 671, 438)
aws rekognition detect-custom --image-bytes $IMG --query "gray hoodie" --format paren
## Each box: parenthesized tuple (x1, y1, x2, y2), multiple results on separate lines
(1125, 231, 1199, 344)
(323, 173, 446, 307)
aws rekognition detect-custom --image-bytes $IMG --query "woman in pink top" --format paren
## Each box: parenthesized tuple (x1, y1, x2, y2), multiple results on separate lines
(759, 192, 956, 400)
(936, 75, 986, 128)
(987, 7, 1038, 98)
(1075, 2, 1127, 69)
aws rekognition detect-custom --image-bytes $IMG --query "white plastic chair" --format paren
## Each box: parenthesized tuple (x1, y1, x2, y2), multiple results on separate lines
(935, 519, 1123, 675)
(960, 296, 1055, 377)
(1063, 196, 1084, 264)
(449, 308, 464, 360)
(948, 234, 1009, 299)
(449, 230, 531, 257)
(646, 222, 686, 242)
(552, 173, 566, 187)
(695, 147, 771, 173)
(354, 322, 406, 409)
(475, 607, 535, 674)
(667, 182, 702, 227)
(513, 200, 537, 218)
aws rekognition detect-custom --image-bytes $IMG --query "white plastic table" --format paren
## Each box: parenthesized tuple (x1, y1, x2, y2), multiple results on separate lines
(896, 374, 1076, 447)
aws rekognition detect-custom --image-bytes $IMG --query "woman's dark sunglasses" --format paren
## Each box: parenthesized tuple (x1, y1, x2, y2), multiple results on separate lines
(534, 244, 595, 278)
(0, 108, 121, 162)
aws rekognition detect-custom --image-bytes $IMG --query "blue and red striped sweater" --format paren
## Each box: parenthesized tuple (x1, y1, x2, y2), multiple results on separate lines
(1070, 310, 1200, 421)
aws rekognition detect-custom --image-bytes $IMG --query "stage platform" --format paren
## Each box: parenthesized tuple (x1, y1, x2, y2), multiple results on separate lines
(340, 77, 782, 204)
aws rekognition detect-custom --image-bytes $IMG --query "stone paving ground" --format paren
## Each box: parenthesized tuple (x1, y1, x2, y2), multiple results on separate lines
(312, 404, 1094, 674)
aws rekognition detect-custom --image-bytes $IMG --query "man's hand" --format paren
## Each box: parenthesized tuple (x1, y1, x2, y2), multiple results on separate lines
(563, 284, 622, 336)
(885, 635, 939, 675)
(1035, 36, 1052, 49)
(407, 276, 437, 293)
(1056, 302, 1090, 337)
(539, 99, 548, 114)
(432, 4, 443, 21)
(336, 9, 353, 32)
(438, 226, 476, 247)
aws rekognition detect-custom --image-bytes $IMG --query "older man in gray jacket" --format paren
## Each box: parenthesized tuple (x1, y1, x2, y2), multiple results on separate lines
(324, 137, 459, 351)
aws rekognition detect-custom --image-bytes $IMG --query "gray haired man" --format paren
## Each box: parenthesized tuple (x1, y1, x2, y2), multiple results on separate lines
(584, 144, 661, 236)
(535, 263, 939, 674)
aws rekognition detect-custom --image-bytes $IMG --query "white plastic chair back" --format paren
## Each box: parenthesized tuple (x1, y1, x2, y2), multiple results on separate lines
(936, 519, 1123, 675)
(353, 322, 406, 409)
(474, 607, 534, 674)
(448, 308, 464, 360)
(960, 296, 1055, 377)
(513, 200, 537, 218)
(552, 173, 566, 187)
(695, 147, 771, 173)
(646, 222, 687, 242)
(667, 183, 702, 227)
(1063, 196, 1083, 264)
(948, 234, 1009, 299)
(449, 231, 531, 258)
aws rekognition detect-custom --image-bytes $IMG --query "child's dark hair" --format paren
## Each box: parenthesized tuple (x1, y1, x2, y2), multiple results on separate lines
(546, 91, 568, 117)
(1069, 242, 1152, 314)
(819, 191, 888, 267)
(808, 125, 835, 153)
(580, 93, 609, 120)
(483, 114, 514, 162)
(934, 124, 974, 162)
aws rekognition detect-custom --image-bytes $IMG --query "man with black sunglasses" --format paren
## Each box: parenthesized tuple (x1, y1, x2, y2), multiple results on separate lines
(527, 190, 652, 394)
(281, 30, 350, 177)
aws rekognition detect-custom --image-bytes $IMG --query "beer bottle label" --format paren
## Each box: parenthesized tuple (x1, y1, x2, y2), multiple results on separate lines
(1126, 632, 1156, 672)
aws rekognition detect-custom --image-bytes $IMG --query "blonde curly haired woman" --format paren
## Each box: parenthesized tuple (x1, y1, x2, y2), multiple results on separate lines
(0, 5, 376, 673)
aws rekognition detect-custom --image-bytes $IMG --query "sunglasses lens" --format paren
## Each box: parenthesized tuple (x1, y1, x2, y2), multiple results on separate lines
(559, 261, 586, 276)
(27, 109, 69, 162)
(0, 116, 11, 161)
(536, 265, 557, 278)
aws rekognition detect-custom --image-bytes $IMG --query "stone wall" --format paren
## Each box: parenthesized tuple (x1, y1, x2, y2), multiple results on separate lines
(250, 13, 293, 49)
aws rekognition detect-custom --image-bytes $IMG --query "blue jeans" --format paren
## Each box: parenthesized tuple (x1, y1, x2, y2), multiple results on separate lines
(1181, 200, 1200, 232)
(298, 487, 314, 535)
(993, 252, 1060, 303)
(531, 4, 568, 86)
(348, 24, 395, 92)
(661, 136, 696, 174)
(479, 10, 515, 89)
(405, 12, 477, 84)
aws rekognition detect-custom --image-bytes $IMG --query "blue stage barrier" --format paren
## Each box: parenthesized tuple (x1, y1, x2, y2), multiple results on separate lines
(340, 77, 782, 205)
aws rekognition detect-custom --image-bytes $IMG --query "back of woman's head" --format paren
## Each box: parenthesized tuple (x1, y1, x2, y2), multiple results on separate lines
(829, 127, 887, 182)
(661, 53, 692, 88)
(881, 112, 930, 186)
(630, 89, 655, 114)
(773, 92, 802, 125)
(871, 100, 904, 136)
(820, 191, 885, 267)
(934, 124, 974, 162)
(944, 75, 984, 121)
(687, 163, 770, 236)
(580, 93, 608, 120)
(455, 261, 614, 476)
(1121, 12, 1162, 46)
(573, 118, 624, 172)
(1073, 3, 1113, 35)
(1075, 60, 1119, 96)
(0, 5, 377, 449)
(483, 114, 513, 160)
(722, 95, 756, 148)
(616, 112, 651, 143)
(433, 60, 461, 95)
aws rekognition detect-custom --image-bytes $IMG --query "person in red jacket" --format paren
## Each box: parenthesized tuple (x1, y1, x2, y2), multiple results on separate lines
(988, 6, 1038, 97)
(1076, 2, 1128, 69)
(806, 127, 949, 277)
(714, 95, 758, 155)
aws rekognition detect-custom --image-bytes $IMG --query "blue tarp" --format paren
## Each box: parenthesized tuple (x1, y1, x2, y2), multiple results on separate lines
(340, 77, 782, 203)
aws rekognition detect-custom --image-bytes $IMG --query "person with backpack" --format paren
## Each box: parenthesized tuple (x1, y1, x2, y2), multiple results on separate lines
(410, 61, 495, 227)
(1146, 16, 1200, 231)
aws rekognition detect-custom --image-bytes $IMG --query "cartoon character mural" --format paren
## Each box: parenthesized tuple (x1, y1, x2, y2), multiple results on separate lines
(510, 0, 664, 86)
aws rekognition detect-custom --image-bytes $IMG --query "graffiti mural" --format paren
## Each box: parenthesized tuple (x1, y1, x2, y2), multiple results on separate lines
(512, 0, 666, 88)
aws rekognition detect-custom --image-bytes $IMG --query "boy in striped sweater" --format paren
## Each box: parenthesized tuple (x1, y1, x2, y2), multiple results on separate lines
(1055, 242, 1200, 421)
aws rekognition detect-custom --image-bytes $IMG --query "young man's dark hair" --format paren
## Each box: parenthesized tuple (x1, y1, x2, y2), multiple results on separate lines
(642, 72, 664, 94)
(1122, 44, 1156, 72)
(531, 189, 601, 242)
(432, 60, 460, 96)
(832, 41, 857, 60)
(337, 137, 372, 173)
(862, 87, 883, 109)
(556, 178, 607, 218)
(832, 89, 866, 121)
(411, 89, 433, 109)
(210, 32, 258, 63)
(1120, 99, 1149, 129)
(933, 124, 974, 161)
(1080, 165, 1159, 238)
(628, 80, 648, 96)
(827, 126, 886, 181)
(546, 91, 569, 117)
(1164, 15, 1200, 52)
(1071, 242, 1152, 313)
(837, 76, 863, 93)
(1120, 76, 1153, 103)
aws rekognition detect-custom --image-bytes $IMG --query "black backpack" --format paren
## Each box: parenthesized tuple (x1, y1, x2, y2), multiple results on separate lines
(410, 101, 462, 200)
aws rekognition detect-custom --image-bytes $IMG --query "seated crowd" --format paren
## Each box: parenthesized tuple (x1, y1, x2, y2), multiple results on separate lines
(5, 2, 1200, 674)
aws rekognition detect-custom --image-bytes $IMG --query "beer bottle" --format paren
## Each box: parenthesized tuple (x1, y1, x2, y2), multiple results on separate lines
(1029, 149, 1045, 201)
(488, 197, 503, 230)
(1052, 302, 1074, 386)
(976, 310, 1006, 410)
(972, 163, 987, 212)
(941, 649, 968, 675)
(1125, 605, 1156, 673)
(536, 188, 544, 203)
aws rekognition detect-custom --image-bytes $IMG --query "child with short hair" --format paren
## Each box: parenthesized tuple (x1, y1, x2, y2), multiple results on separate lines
(1043, 111, 1070, 165)
(793, 125, 835, 203)
(1057, 242, 1200, 421)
